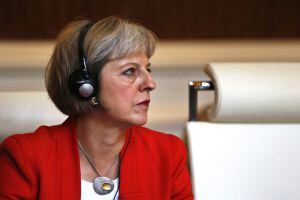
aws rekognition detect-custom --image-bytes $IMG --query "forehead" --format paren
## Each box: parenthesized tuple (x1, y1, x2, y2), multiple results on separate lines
(105, 52, 150, 70)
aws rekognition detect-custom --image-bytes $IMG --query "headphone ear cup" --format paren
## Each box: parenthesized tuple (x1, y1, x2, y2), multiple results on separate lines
(68, 70, 97, 99)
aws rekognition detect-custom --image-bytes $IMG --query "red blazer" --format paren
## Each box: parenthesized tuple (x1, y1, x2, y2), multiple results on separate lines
(0, 118, 193, 199)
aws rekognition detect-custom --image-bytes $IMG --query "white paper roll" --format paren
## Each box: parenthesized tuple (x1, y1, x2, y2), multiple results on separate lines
(205, 63, 300, 122)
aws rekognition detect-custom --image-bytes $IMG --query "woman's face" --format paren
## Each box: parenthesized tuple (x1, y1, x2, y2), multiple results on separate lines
(97, 52, 156, 127)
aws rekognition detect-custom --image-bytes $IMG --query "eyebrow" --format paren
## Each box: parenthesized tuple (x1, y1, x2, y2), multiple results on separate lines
(119, 62, 151, 69)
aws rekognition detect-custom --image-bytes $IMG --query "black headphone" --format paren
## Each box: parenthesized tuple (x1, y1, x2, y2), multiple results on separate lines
(68, 22, 97, 100)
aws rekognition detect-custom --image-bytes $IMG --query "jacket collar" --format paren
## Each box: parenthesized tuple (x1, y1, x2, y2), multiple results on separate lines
(60, 117, 143, 198)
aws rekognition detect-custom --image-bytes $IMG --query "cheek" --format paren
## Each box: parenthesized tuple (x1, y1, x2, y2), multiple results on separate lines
(100, 78, 136, 108)
(119, 89, 134, 102)
(114, 84, 137, 106)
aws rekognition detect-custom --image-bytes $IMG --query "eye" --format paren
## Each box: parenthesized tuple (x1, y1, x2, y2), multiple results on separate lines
(122, 68, 136, 76)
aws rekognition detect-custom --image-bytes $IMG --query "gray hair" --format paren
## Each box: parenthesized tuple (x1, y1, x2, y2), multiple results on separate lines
(45, 16, 158, 116)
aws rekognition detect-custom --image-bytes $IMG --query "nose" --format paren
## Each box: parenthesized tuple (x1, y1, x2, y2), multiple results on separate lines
(140, 71, 156, 92)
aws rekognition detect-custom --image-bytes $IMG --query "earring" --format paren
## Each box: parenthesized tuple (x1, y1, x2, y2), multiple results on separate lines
(90, 96, 99, 106)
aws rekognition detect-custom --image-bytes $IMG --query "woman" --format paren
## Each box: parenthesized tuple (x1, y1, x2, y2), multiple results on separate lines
(0, 16, 194, 199)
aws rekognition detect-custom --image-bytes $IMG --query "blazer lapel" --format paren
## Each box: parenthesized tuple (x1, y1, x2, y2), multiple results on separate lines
(60, 118, 81, 200)
(119, 128, 148, 199)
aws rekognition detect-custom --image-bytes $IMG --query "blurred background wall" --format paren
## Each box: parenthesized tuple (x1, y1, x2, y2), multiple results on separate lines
(1, 0, 300, 39)
(1, 0, 300, 139)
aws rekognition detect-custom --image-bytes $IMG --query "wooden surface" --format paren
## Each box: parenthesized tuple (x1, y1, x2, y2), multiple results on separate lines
(1, 0, 300, 39)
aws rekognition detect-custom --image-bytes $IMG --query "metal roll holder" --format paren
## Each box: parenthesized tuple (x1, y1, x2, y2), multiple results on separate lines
(189, 81, 214, 121)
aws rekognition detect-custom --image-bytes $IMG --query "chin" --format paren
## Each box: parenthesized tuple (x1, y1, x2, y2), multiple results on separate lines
(129, 115, 148, 126)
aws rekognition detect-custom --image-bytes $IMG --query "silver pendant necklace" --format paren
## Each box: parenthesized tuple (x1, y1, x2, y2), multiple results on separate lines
(77, 139, 119, 195)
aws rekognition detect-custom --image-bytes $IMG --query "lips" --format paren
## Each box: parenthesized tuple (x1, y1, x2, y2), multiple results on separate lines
(137, 100, 150, 106)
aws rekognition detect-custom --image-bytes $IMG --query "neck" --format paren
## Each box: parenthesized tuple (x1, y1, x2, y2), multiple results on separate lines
(76, 113, 127, 156)
(76, 112, 128, 181)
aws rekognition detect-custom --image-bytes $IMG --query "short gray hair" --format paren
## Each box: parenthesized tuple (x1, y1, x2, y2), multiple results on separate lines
(45, 16, 158, 116)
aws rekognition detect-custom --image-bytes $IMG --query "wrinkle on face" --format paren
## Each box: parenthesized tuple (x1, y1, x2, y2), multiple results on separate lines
(96, 52, 156, 127)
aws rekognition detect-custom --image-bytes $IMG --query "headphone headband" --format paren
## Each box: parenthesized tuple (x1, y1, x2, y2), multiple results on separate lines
(78, 22, 94, 73)
(68, 22, 97, 100)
